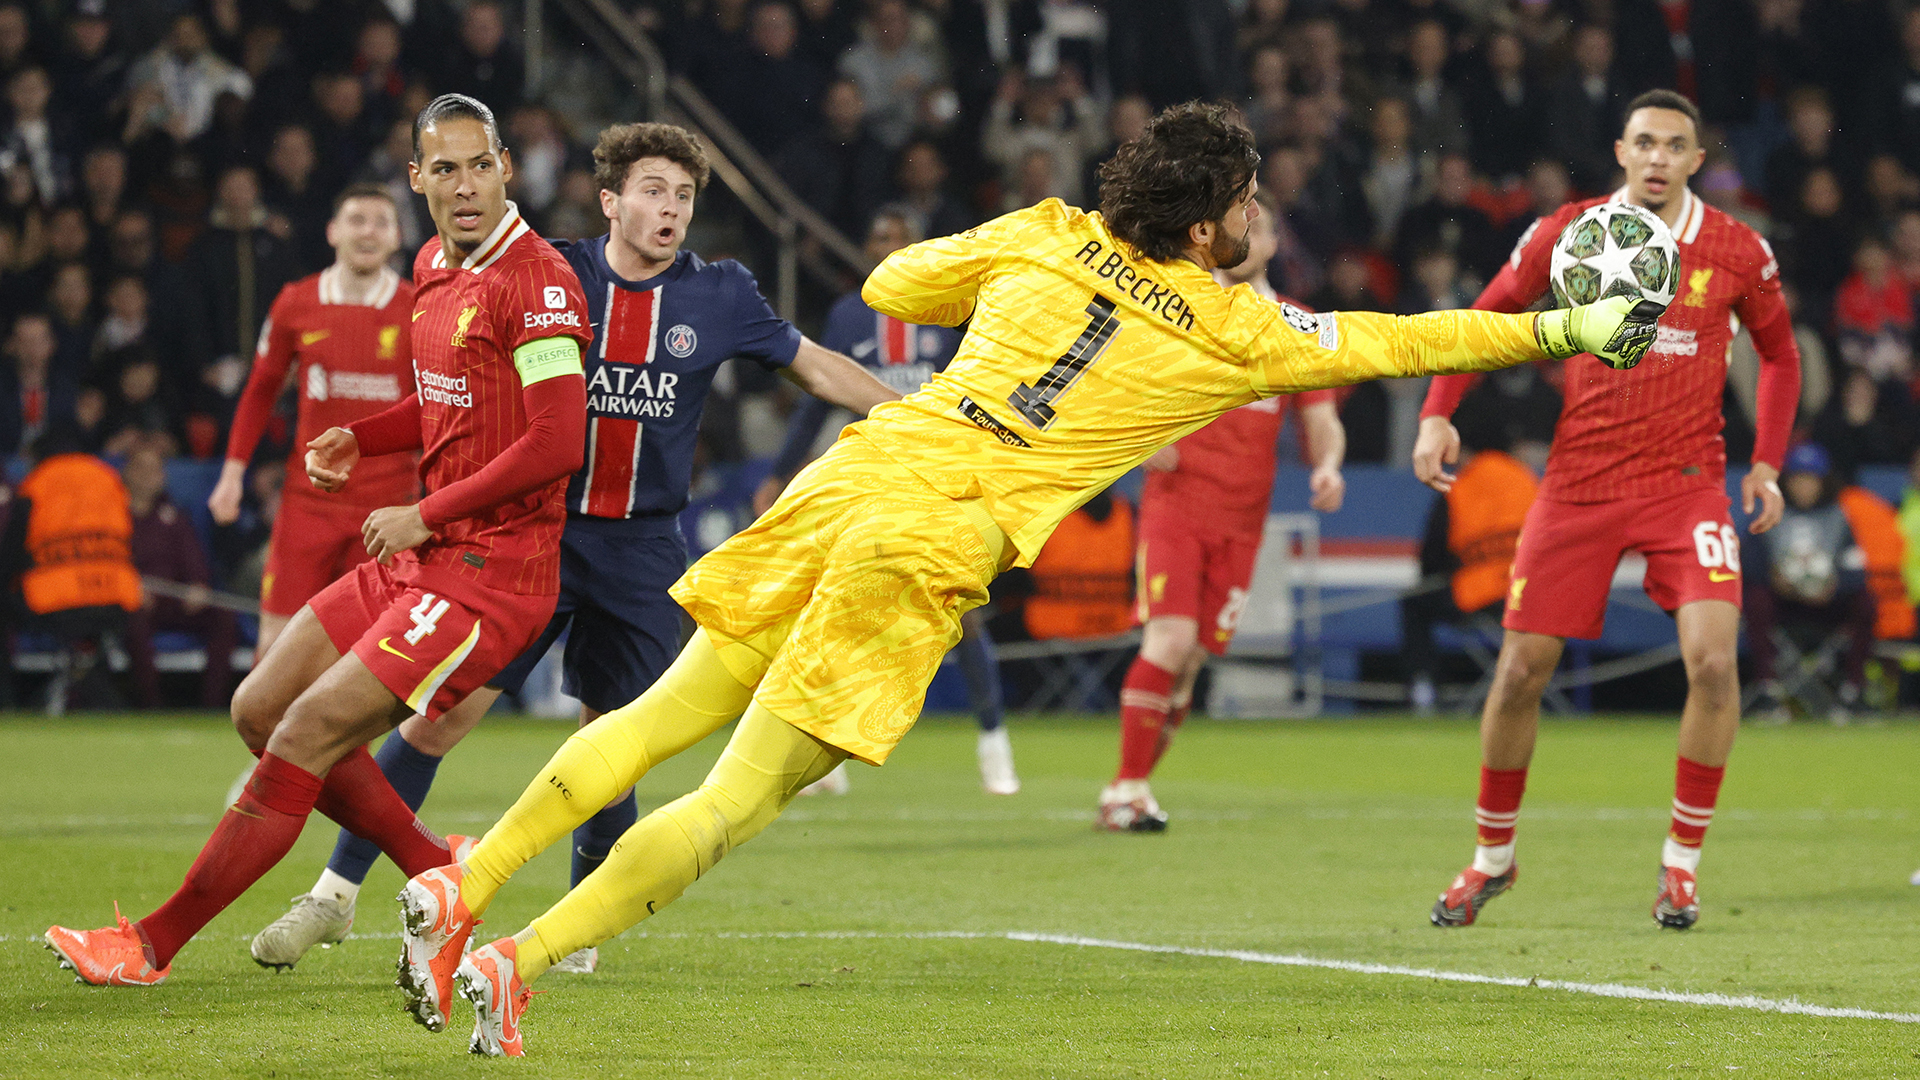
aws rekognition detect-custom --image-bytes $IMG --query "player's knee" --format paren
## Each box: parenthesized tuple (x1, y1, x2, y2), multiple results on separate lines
(229, 675, 279, 751)
(1682, 643, 1738, 698)
(1492, 646, 1556, 694)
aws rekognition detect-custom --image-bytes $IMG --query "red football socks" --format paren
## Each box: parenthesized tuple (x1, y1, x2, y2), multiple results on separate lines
(1115, 657, 1178, 781)
(138, 753, 322, 968)
(312, 745, 451, 878)
(1475, 766, 1529, 847)
(1668, 756, 1724, 848)
(1148, 698, 1190, 771)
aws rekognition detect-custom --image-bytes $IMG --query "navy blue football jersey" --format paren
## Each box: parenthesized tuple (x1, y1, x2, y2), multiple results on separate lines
(556, 237, 801, 517)
(768, 290, 962, 478)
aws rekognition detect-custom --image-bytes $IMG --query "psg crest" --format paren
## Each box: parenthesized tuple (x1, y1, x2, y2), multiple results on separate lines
(665, 324, 697, 358)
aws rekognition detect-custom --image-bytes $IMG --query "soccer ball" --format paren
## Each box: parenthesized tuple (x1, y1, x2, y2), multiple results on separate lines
(1548, 203, 1681, 309)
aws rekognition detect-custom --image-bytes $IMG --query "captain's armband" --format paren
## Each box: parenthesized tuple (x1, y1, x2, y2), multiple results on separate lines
(513, 336, 584, 387)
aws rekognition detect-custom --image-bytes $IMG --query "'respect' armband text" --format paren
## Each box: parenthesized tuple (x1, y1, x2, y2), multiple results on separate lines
(513, 336, 585, 387)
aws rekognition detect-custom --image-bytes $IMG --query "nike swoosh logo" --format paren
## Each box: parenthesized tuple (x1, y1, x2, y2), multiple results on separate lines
(301, 330, 331, 345)
(413, 310, 427, 321)
(378, 637, 416, 662)
(1708, 570, 1739, 582)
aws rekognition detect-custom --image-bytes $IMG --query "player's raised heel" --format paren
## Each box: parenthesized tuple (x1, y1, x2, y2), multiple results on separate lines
(396, 864, 475, 1033)
(1430, 864, 1517, 927)
(251, 893, 354, 971)
(457, 938, 531, 1057)
(1652, 866, 1699, 930)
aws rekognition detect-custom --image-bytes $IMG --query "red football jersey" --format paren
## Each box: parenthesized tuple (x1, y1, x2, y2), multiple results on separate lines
(1144, 285, 1336, 531)
(1424, 188, 1798, 504)
(228, 267, 419, 509)
(403, 207, 592, 596)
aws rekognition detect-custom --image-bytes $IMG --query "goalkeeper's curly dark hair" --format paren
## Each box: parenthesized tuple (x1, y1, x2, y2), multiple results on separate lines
(1096, 102, 1260, 263)
(593, 122, 712, 196)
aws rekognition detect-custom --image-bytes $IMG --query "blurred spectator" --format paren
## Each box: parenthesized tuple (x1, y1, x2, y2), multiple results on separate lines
(506, 106, 571, 224)
(124, 15, 251, 146)
(263, 125, 332, 272)
(1745, 443, 1874, 720)
(1392, 20, 1467, 159)
(0, 312, 75, 457)
(891, 139, 973, 239)
(1241, 43, 1292, 145)
(838, 0, 944, 150)
(184, 165, 298, 407)
(1238, 0, 1289, 54)
(1771, 167, 1854, 311)
(710, 1, 826, 154)
(1812, 368, 1917, 474)
(1876, 7, 1920, 176)
(1361, 96, 1421, 248)
(1397, 246, 1472, 314)
(1894, 208, 1920, 286)
(1463, 32, 1541, 183)
(308, 69, 376, 201)
(1395, 153, 1501, 283)
(542, 167, 603, 242)
(79, 144, 129, 253)
(1081, 93, 1150, 205)
(983, 69, 1102, 209)
(1, 67, 74, 207)
(1287, 94, 1369, 246)
(1861, 154, 1918, 234)
(1833, 237, 1913, 383)
(795, 0, 857, 70)
(1544, 25, 1626, 192)
(440, 1, 523, 115)
(776, 78, 891, 242)
(357, 117, 429, 254)
(93, 275, 148, 360)
(236, 23, 302, 142)
(1260, 145, 1328, 299)
(1764, 87, 1842, 218)
(1004, 145, 1062, 210)
(1504, 159, 1573, 254)
(53, 2, 128, 147)
(122, 444, 236, 709)
(1108, 0, 1235, 110)
(351, 17, 409, 132)
(96, 345, 181, 458)
(45, 261, 93, 373)
(0, 3, 34, 86)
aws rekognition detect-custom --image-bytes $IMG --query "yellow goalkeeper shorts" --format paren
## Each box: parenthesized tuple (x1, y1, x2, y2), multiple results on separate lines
(670, 431, 1010, 765)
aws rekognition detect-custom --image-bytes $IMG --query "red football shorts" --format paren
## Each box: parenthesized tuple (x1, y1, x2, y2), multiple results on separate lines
(1135, 506, 1262, 656)
(1504, 486, 1743, 641)
(262, 499, 377, 617)
(309, 558, 557, 719)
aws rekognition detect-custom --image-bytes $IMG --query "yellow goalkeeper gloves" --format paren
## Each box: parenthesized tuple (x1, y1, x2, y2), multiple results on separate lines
(1535, 295, 1667, 370)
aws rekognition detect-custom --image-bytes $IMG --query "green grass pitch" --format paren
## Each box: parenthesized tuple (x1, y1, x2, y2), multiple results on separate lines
(2, 711, 1917, 1078)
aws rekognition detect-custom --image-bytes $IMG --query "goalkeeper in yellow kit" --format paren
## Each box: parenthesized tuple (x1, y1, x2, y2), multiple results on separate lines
(395, 102, 1664, 1056)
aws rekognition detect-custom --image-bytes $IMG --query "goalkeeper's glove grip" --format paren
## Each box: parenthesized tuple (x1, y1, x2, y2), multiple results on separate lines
(1536, 297, 1667, 370)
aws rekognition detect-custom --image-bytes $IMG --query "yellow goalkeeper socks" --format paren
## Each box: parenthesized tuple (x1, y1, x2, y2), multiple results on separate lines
(511, 702, 844, 980)
(460, 631, 755, 916)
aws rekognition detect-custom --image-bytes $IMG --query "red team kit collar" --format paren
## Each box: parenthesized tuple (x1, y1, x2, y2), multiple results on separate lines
(316, 263, 403, 308)
(436, 201, 532, 274)
(1608, 185, 1705, 245)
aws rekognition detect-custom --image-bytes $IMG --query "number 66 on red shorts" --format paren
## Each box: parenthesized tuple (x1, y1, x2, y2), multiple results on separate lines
(1502, 486, 1743, 641)
(309, 557, 557, 719)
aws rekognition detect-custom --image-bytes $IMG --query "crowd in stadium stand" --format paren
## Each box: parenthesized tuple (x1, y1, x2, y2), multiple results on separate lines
(1, 0, 1919, 701)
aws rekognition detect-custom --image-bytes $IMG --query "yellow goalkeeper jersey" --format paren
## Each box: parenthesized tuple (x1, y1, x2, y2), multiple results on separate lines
(854, 198, 1541, 565)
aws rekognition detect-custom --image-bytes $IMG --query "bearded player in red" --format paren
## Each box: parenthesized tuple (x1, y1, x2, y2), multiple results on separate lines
(1098, 196, 1346, 831)
(209, 182, 419, 657)
(44, 93, 591, 987)
(1414, 90, 1800, 930)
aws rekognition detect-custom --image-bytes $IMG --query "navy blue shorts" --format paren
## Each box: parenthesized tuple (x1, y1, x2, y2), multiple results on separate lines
(488, 514, 688, 713)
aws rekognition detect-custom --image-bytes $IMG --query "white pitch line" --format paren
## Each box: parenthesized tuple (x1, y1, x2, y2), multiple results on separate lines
(8, 927, 1916, 1024)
